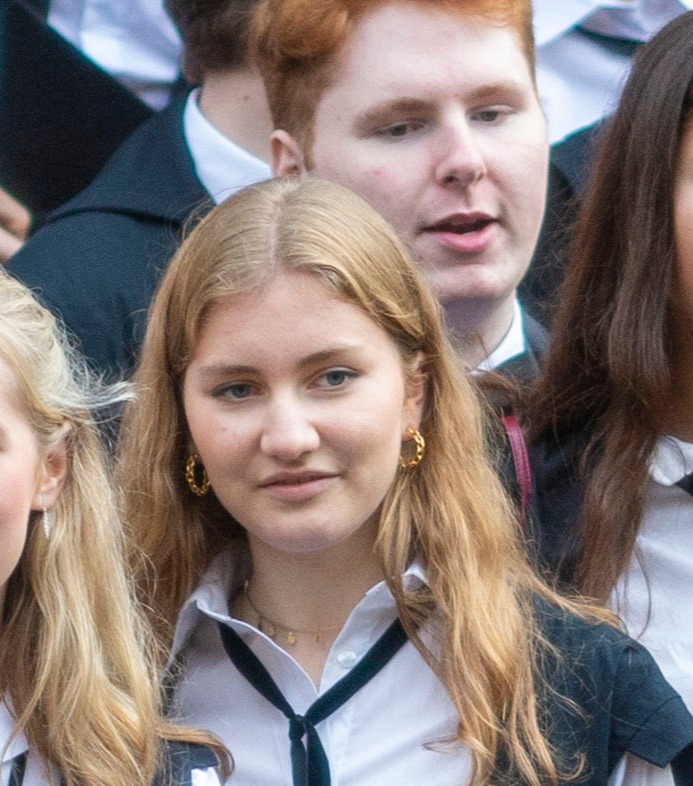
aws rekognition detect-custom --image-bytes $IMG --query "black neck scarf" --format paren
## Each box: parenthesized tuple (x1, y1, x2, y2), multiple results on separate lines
(218, 618, 408, 786)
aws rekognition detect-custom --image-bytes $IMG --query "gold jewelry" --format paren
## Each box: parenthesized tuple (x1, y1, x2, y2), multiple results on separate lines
(399, 427, 425, 470)
(241, 580, 342, 645)
(185, 453, 211, 496)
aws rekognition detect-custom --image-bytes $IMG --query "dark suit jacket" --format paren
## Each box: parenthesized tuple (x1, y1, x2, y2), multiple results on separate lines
(495, 311, 549, 382)
(519, 123, 605, 326)
(0, 0, 153, 217)
(532, 600, 693, 785)
(8, 94, 211, 380)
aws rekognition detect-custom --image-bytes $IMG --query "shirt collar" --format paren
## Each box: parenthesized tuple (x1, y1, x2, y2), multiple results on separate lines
(182, 89, 271, 205)
(533, 0, 692, 46)
(170, 546, 427, 664)
(475, 299, 526, 374)
(649, 436, 693, 486)
(0, 699, 28, 764)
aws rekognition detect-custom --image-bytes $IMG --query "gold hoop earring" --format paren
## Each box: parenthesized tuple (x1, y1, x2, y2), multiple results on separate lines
(185, 454, 211, 496)
(399, 427, 425, 470)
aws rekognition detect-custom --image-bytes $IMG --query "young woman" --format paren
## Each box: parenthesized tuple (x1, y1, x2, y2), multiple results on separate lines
(119, 177, 693, 786)
(0, 270, 225, 786)
(527, 12, 693, 714)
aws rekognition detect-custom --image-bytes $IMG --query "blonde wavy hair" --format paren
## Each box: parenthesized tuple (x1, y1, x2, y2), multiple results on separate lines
(119, 178, 590, 786)
(0, 270, 225, 786)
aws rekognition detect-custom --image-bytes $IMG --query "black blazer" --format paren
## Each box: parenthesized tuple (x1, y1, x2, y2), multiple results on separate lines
(8, 93, 211, 380)
(0, 0, 153, 217)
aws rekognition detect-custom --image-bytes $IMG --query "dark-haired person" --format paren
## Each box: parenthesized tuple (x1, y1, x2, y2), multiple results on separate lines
(528, 11, 693, 716)
(8, 0, 270, 380)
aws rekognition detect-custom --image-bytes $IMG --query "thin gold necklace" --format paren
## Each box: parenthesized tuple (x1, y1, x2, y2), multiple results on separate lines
(241, 579, 343, 645)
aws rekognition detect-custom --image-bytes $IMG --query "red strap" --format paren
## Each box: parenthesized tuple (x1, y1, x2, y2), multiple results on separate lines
(501, 414, 532, 520)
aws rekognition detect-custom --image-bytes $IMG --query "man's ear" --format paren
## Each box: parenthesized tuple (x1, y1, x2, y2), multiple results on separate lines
(31, 428, 69, 511)
(271, 130, 307, 177)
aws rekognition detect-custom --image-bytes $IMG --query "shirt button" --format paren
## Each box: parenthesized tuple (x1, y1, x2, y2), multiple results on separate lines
(337, 650, 357, 669)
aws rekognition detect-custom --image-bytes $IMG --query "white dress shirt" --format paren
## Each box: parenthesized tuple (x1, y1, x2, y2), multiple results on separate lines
(475, 298, 526, 373)
(169, 548, 672, 785)
(610, 435, 693, 714)
(47, 0, 182, 110)
(182, 91, 271, 205)
(0, 701, 48, 786)
(534, 0, 693, 143)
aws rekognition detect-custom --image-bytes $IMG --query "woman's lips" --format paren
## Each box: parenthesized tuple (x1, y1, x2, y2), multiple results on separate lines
(259, 472, 338, 502)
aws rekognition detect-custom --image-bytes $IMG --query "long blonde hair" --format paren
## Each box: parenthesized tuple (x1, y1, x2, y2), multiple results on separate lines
(120, 178, 593, 786)
(0, 270, 223, 786)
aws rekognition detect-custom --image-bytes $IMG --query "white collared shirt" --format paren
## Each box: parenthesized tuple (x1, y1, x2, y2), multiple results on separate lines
(610, 435, 693, 714)
(0, 701, 50, 786)
(475, 298, 527, 374)
(169, 548, 671, 786)
(47, 0, 182, 110)
(534, 0, 693, 143)
(182, 91, 271, 206)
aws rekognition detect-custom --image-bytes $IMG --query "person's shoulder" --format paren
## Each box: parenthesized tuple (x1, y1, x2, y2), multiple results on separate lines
(39, 93, 207, 227)
(154, 740, 222, 786)
(536, 601, 693, 770)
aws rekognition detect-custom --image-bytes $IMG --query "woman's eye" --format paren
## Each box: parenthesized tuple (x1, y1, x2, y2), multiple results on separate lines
(216, 383, 255, 400)
(317, 369, 355, 388)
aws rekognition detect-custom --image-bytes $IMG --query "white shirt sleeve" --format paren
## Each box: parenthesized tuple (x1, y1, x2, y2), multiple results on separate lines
(191, 766, 222, 786)
(608, 754, 674, 786)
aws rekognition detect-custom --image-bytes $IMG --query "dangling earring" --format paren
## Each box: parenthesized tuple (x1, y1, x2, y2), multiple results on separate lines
(185, 453, 211, 496)
(42, 502, 52, 539)
(399, 427, 425, 470)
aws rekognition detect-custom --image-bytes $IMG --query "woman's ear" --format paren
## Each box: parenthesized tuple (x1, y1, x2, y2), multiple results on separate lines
(31, 428, 69, 511)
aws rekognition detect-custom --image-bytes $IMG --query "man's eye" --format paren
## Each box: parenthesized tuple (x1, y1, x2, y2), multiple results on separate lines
(473, 108, 509, 124)
(378, 121, 423, 138)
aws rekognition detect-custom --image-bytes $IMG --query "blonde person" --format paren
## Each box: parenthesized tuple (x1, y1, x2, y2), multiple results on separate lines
(0, 269, 227, 786)
(119, 178, 693, 786)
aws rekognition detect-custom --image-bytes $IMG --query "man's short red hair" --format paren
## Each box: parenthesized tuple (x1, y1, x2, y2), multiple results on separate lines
(251, 0, 535, 155)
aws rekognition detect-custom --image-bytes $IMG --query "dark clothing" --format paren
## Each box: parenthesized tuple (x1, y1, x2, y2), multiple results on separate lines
(533, 600, 693, 784)
(8, 94, 211, 380)
(495, 312, 550, 382)
(520, 123, 606, 326)
(526, 428, 591, 588)
(154, 741, 219, 786)
(0, 0, 153, 216)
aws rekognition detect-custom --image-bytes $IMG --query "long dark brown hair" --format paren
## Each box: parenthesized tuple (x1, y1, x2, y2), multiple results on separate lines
(528, 11, 693, 600)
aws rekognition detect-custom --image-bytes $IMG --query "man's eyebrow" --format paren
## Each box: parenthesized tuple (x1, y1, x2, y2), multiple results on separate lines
(353, 81, 529, 130)
(354, 98, 431, 129)
(465, 80, 529, 103)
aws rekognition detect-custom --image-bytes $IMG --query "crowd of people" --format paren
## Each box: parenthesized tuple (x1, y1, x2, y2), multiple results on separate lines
(1, 1, 693, 785)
